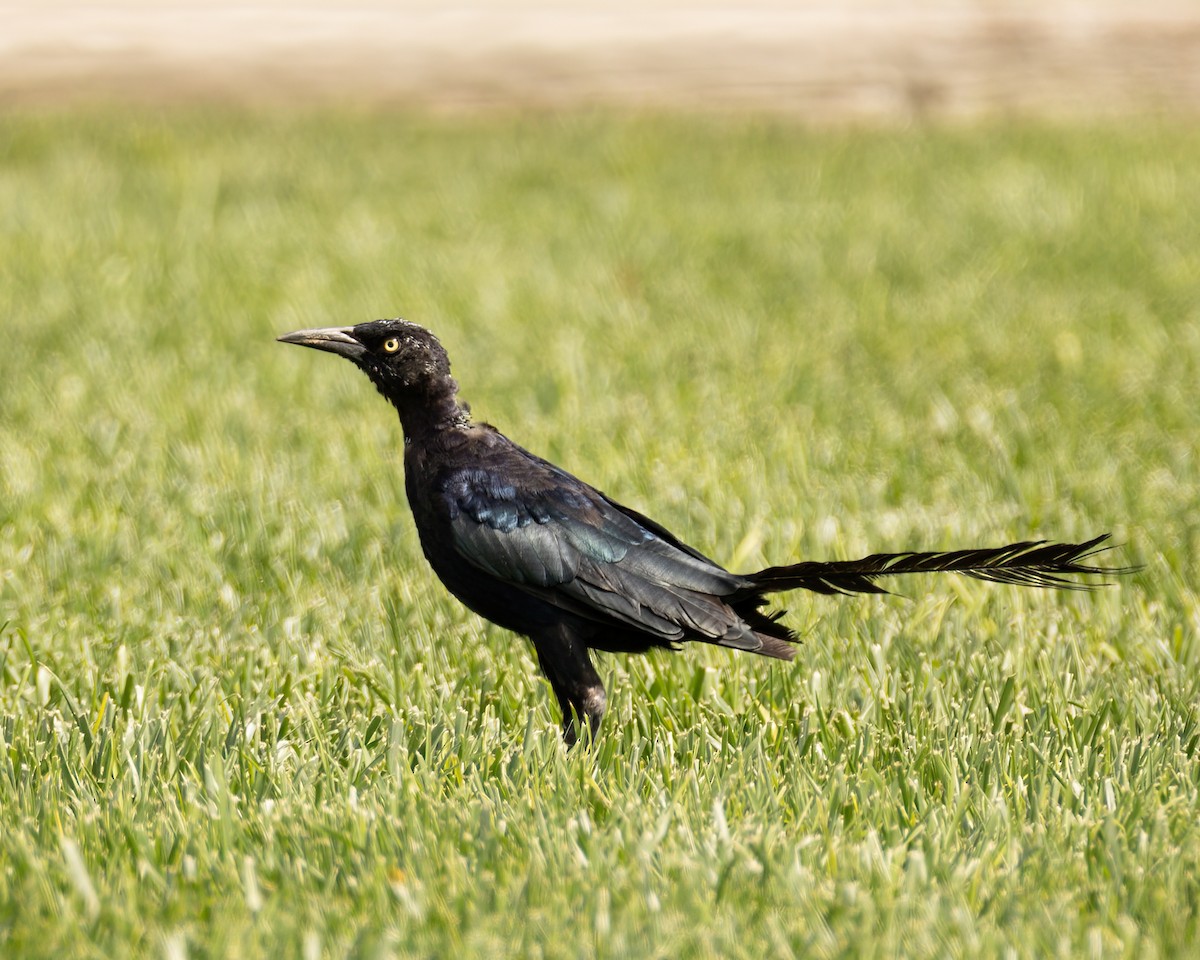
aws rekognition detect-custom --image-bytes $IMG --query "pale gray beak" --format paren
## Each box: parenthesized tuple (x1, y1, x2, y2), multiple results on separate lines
(276, 326, 367, 361)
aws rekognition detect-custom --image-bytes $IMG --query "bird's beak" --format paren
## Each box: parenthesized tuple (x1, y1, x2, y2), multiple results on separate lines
(276, 326, 367, 361)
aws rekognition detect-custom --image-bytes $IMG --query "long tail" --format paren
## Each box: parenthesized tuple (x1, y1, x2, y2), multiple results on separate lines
(746, 534, 1136, 597)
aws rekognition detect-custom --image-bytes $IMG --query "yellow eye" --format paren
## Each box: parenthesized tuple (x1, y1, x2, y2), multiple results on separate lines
(382, 337, 400, 353)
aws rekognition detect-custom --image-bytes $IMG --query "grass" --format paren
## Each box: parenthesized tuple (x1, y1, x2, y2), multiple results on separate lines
(0, 108, 1197, 958)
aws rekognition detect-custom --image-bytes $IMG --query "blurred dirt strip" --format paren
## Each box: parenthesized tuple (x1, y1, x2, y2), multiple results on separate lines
(2, 2, 1199, 118)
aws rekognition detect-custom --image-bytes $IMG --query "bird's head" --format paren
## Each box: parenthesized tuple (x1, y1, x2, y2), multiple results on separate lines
(278, 318, 456, 405)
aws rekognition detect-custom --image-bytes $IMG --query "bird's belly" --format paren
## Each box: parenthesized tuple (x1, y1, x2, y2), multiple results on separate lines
(413, 522, 571, 637)
(434, 555, 572, 636)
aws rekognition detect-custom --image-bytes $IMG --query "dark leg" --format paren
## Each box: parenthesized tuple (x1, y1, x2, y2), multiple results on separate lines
(531, 626, 606, 746)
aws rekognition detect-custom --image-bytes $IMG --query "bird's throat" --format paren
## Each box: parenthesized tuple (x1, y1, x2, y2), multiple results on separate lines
(392, 385, 471, 442)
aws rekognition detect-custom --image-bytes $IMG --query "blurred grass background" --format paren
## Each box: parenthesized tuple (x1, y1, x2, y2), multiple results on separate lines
(0, 109, 1197, 957)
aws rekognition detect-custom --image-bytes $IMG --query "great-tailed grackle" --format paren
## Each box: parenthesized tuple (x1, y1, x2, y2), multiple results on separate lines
(279, 319, 1131, 744)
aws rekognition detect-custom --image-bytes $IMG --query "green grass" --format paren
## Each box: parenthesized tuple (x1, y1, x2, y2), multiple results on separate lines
(0, 108, 1197, 958)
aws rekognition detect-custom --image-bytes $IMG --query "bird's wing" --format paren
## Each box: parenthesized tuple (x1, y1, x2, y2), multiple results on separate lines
(440, 461, 761, 647)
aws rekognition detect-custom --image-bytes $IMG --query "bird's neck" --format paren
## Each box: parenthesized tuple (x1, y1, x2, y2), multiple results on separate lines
(392, 381, 471, 442)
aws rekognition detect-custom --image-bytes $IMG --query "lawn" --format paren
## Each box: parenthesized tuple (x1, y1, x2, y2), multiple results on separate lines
(0, 109, 1197, 958)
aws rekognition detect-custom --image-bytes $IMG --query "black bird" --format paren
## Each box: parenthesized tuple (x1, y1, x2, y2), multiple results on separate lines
(279, 318, 1129, 744)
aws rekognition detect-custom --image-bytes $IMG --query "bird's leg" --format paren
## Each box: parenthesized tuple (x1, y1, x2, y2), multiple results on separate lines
(532, 627, 606, 746)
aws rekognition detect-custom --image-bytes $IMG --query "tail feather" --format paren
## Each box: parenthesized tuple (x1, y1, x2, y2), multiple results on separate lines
(744, 534, 1137, 597)
(730, 595, 798, 660)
